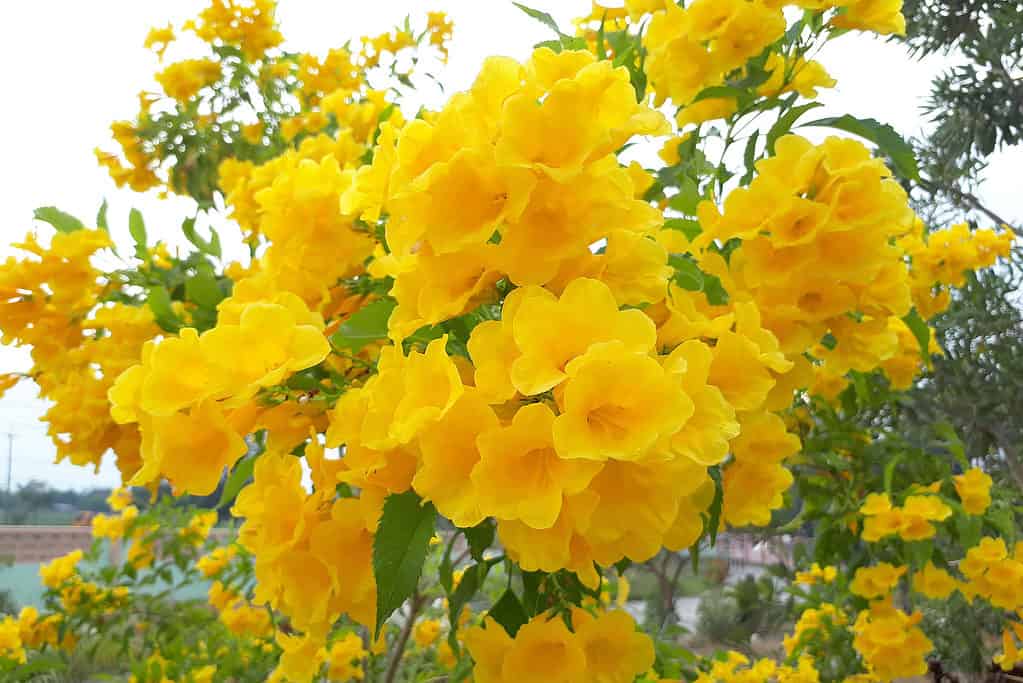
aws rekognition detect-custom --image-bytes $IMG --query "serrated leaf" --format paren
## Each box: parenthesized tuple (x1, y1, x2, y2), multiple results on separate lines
(513, 3, 562, 36)
(331, 299, 397, 352)
(34, 206, 84, 233)
(488, 589, 528, 637)
(801, 114, 919, 180)
(373, 491, 436, 638)
(129, 208, 149, 259)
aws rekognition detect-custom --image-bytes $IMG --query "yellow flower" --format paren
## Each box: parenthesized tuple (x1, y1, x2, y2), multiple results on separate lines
(832, 0, 906, 35)
(571, 608, 655, 683)
(414, 389, 498, 528)
(155, 59, 221, 102)
(414, 618, 442, 648)
(850, 563, 907, 599)
(852, 599, 932, 680)
(275, 631, 325, 682)
(39, 550, 83, 589)
(475, 402, 602, 529)
(510, 278, 655, 396)
(913, 562, 959, 600)
(326, 633, 367, 681)
(553, 340, 693, 462)
(954, 467, 993, 515)
(143, 24, 175, 59)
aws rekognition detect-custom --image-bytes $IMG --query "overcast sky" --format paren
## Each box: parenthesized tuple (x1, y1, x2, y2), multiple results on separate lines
(1, 1, 1019, 491)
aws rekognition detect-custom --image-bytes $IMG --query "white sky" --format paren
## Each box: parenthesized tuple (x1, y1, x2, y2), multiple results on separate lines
(0, 1, 1019, 491)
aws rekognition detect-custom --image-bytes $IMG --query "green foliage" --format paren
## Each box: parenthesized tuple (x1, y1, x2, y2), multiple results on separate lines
(32, 207, 84, 234)
(372, 491, 437, 638)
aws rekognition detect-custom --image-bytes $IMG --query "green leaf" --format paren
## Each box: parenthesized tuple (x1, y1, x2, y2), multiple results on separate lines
(766, 102, 823, 154)
(331, 298, 397, 352)
(186, 265, 226, 309)
(33, 206, 84, 233)
(901, 308, 931, 363)
(664, 218, 702, 241)
(669, 254, 704, 291)
(96, 200, 109, 232)
(706, 467, 724, 545)
(147, 286, 182, 333)
(181, 217, 222, 258)
(218, 450, 259, 510)
(513, 3, 562, 36)
(883, 452, 905, 494)
(463, 519, 496, 562)
(691, 85, 743, 105)
(488, 589, 528, 637)
(129, 208, 149, 259)
(373, 490, 436, 638)
(801, 114, 919, 180)
(668, 177, 701, 215)
(446, 562, 487, 654)
(955, 514, 982, 550)
(933, 422, 968, 470)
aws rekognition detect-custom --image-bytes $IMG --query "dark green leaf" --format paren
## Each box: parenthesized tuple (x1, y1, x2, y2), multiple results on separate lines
(706, 467, 724, 545)
(331, 299, 397, 352)
(129, 208, 149, 259)
(446, 562, 486, 654)
(33, 206, 84, 233)
(463, 519, 496, 562)
(668, 177, 701, 215)
(766, 102, 823, 154)
(488, 589, 528, 637)
(801, 114, 919, 180)
(373, 491, 437, 638)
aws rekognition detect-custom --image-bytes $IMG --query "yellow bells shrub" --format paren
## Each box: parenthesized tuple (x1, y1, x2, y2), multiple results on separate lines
(253, 155, 375, 310)
(730, 411, 801, 465)
(510, 278, 656, 395)
(326, 633, 368, 681)
(913, 562, 959, 600)
(39, 550, 83, 590)
(721, 460, 793, 527)
(132, 400, 248, 495)
(413, 618, 442, 648)
(386, 242, 502, 340)
(197, 301, 330, 403)
(851, 599, 932, 681)
(954, 467, 993, 515)
(850, 563, 907, 600)
(466, 613, 587, 683)
(584, 457, 709, 565)
(475, 402, 602, 529)
(552, 341, 694, 462)
(660, 340, 740, 466)
(274, 631, 325, 683)
(498, 490, 603, 587)
(413, 388, 499, 527)
(597, 230, 672, 306)
(831, 0, 907, 35)
(155, 59, 221, 102)
(571, 608, 655, 683)
(496, 53, 669, 181)
(467, 286, 550, 404)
